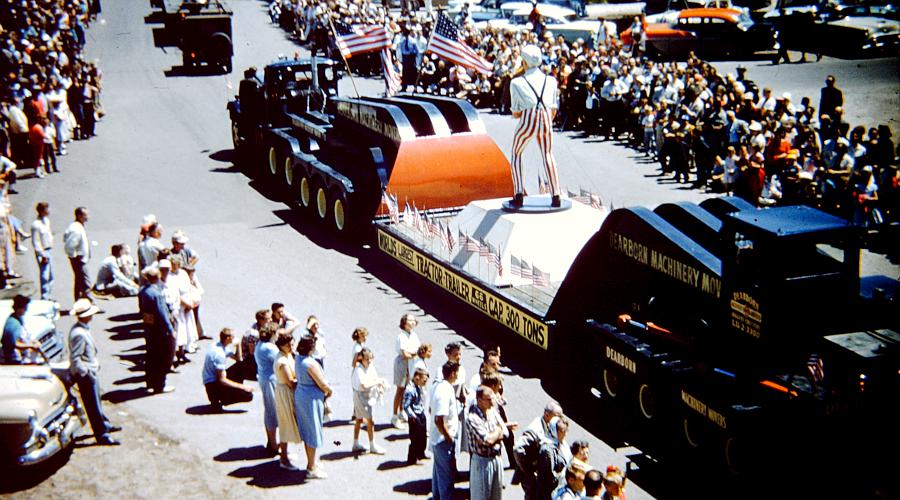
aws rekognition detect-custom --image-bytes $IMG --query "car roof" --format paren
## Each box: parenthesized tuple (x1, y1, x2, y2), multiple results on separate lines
(678, 7, 742, 20)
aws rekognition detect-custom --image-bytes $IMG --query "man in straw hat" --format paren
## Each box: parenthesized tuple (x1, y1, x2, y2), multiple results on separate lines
(69, 298, 121, 445)
(509, 44, 562, 208)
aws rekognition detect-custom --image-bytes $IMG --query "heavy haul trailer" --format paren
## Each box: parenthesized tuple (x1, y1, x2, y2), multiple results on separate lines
(228, 58, 511, 235)
(158, 0, 233, 73)
(376, 196, 898, 474)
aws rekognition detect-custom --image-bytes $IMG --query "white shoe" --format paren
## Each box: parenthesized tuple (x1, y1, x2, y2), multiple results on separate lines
(352, 442, 367, 453)
(306, 467, 328, 479)
(391, 415, 405, 429)
(369, 443, 386, 455)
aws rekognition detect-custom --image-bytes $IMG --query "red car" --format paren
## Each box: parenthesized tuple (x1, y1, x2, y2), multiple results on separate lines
(622, 8, 778, 59)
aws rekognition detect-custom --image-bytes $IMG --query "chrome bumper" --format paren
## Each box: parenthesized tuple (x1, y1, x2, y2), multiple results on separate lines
(16, 405, 84, 466)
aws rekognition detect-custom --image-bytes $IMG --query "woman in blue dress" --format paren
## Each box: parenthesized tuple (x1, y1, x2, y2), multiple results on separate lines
(294, 335, 332, 479)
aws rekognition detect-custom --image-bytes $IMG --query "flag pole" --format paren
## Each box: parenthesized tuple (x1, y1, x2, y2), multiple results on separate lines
(327, 16, 361, 98)
(414, 9, 440, 93)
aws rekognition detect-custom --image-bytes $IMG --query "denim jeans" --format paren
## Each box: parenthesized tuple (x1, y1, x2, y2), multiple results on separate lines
(36, 253, 54, 300)
(431, 439, 455, 500)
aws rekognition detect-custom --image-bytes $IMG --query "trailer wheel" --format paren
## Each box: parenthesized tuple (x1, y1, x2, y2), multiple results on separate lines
(267, 146, 279, 178)
(683, 418, 701, 448)
(283, 156, 295, 191)
(300, 174, 312, 208)
(603, 369, 620, 398)
(332, 189, 349, 233)
(638, 383, 655, 420)
(315, 181, 329, 221)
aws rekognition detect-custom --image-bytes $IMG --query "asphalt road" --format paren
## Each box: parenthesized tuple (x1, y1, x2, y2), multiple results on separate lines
(7, 1, 898, 498)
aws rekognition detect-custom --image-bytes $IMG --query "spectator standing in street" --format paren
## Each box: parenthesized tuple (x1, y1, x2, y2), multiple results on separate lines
(403, 366, 430, 464)
(819, 75, 843, 123)
(466, 384, 518, 500)
(305, 315, 327, 369)
(350, 347, 387, 454)
(30, 202, 53, 300)
(582, 469, 603, 499)
(63, 206, 93, 301)
(202, 328, 253, 410)
(536, 416, 571, 500)
(139, 267, 176, 394)
(392, 313, 421, 428)
(256, 323, 281, 456)
(350, 327, 368, 368)
(241, 309, 271, 380)
(410, 342, 432, 377)
(138, 223, 164, 273)
(68, 298, 121, 446)
(515, 401, 564, 499)
(430, 361, 461, 500)
(553, 465, 586, 500)
(274, 333, 301, 470)
(601, 466, 627, 499)
(294, 335, 333, 479)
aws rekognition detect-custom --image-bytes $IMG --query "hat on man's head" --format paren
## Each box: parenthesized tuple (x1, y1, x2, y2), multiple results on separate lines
(749, 121, 762, 132)
(71, 298, 100, 319)
(782, 92, 791, 100)
(521, 45, 542, 68)
(172, 230, 189, 244)
(158, 259, 172, 269)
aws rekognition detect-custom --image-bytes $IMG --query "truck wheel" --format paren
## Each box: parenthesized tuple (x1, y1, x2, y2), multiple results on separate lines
(332, 189, 350, 233)
(603, 369, 621, 398)
(315, 180, 329, 221)
(283, 156, 296, 194)
(299, 172, 312, 209)
(638, 383, 656, 420)
(267, 145, 280, 179)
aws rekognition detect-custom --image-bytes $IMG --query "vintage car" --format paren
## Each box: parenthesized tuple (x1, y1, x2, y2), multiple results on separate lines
(449, 0, 574, 23)
(0, 299, 85, 467)
(764, 1, 899, 57)
(622, 7, 777, 58)
(477, 5, 604, 43)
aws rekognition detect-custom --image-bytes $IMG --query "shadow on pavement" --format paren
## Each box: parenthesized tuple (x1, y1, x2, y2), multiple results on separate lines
(377, 459, 415, 471)
(392, 478, 435, 496)
(228, 460, 306, 488)
(113, 375, 146, 386)
(323, 418, 352, 428)
(187, 405, 247, 416)
(108, 322, 144, 341)
(383, 433, 408, 442)
(319, 450, 358, 461)
(102, 387, 152, 404)
(214, 445, 274, 462)
(107, 312, 141, 322)
(209, 149, 234, 163)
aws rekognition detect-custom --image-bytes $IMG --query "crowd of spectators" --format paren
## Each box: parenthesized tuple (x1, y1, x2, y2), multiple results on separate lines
(266, 0, 898, 227)
(1, 0, 105, 286)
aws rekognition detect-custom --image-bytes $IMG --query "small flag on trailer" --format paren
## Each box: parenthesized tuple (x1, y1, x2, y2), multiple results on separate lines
(413, 205, 423, 233)
(487, 242, 500, 268)
(567, 188, 588, 204)
(381, 48, 402, 97)
(807, 354, 824, 384)
(389, 193, 400, 223)
(438, 221, 450, 249)
(538, 176, 550, 194)
(520, 259, 533, 280)
(446, 224, 456, 251)
(465, 232, 480, 253)
(510, 255, 522, 277)
(590, 192, 602, 210)
(479, 239, 492, 258)
(495, 245, 503, 276)
(532, 264, 551, 287)
(402, 202, 413, 226)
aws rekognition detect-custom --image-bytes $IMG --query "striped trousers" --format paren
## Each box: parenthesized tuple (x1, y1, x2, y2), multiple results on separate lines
(510, 107, 560, 196)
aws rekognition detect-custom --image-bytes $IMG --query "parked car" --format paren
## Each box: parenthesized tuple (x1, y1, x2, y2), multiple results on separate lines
(764, 1, 899, 58)
(0, 299, 85, 467)
(476, 4, 579, 30)
(449, 0, 574, 23)
(622, 7, 777, 58)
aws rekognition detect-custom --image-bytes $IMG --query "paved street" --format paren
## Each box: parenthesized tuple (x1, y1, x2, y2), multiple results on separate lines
(4, 0, 898, 498)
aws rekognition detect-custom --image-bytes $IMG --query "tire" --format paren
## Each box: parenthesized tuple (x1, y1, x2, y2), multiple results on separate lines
(283, 155, 296, 194)
(683, 417, 702, 449)
(331, 188, 349, 233)
(299, 168, 313, 209)
(638, 383, 656, 420)
(603, 368, 621, 398)
(314, 179, 329, 222)
(267, 144, 280, 184)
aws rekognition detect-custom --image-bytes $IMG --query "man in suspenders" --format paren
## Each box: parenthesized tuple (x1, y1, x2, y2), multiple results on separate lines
(509, 45, 561, 208)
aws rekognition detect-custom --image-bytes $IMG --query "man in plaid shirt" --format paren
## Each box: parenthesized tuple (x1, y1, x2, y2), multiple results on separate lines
(466, 385, 518, 500)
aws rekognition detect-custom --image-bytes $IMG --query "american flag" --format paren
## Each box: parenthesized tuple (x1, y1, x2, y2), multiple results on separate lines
(532, 264, 551, 287)
(383, 192, 400, 223)
(413, 205, 423, 232)
(446, 225, 456, 251)
(807, 354, 824, 384)
(538, 175, 550, 194)
(487, 242, 500, 269)
(590, 192, 602, 210)
(520, 259, 533, 280)
(479, 238, 492, 258)
(430, 216, 442, 239)
(402, 202, 413, 226)
(510, 255, 522, 277)
(334, 23, 392, 59)
(465, 232, 480, 253)
(495, 245, 503, 276)
(438, 221, 450, 249)
(427, 13, 493, 75)
(568, 188, 590, 204)
(381, 48, 402, 97)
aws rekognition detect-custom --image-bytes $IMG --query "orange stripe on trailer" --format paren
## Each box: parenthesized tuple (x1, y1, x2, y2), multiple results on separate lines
(759, 379, 798, 397)
(387, 134, 513, 210)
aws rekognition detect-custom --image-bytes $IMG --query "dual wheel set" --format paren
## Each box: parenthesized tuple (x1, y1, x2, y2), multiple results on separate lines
(232, 124, 351, 234)
(599, 368, 751, 475)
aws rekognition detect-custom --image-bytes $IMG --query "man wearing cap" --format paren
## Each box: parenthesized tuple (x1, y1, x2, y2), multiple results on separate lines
(69, 298, 121, 445)
(63, 206, 93, 302)
(170, 229, 197, 268)
(139, 267, 177, 394)
(509, 44, 561, 208)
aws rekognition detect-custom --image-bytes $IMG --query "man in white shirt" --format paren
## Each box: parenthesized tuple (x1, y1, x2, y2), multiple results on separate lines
(30, 202, 54, 299)
(430, 361, 460, 500)
(138, 223, 165, 272)
(509, 45, 561, 208)
(392, 313, 421, 428)
(63, 206, 93, 301)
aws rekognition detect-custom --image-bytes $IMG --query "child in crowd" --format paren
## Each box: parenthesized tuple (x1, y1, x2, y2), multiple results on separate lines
(402, 367, 429, 464)
(351, 348, 387, 454)
(350, 327, 368, 368)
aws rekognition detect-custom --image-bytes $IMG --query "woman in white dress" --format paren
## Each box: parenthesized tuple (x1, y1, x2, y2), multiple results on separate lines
(274, 334, 301, 470)
(167, 257, 198, 364)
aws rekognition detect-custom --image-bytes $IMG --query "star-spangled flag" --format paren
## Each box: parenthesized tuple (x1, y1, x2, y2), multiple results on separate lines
(402, 202, 413, 226)
(430, 216, 442, 239)
(427, 12, 493, 75)
(569, 188, 590, 204)
(334, 22, 392, 59)
(510, 255, 522, 277)
(465, 232, 480, 253)
(487, 242, 500, 268)
(413, 205, 423, 232)
(538, 176, 550, 194)
(532, 264, 550, 287)
(479, 238, 492, 258)
(383, 192, 399, 223)
(447, 225, 456, 251)
(495, 246, 503, 276)
(520, 259, 533, 280)
(381, 48, 402, 96)
(590, 192, 602, 209)
(438, 222, 450, 249)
